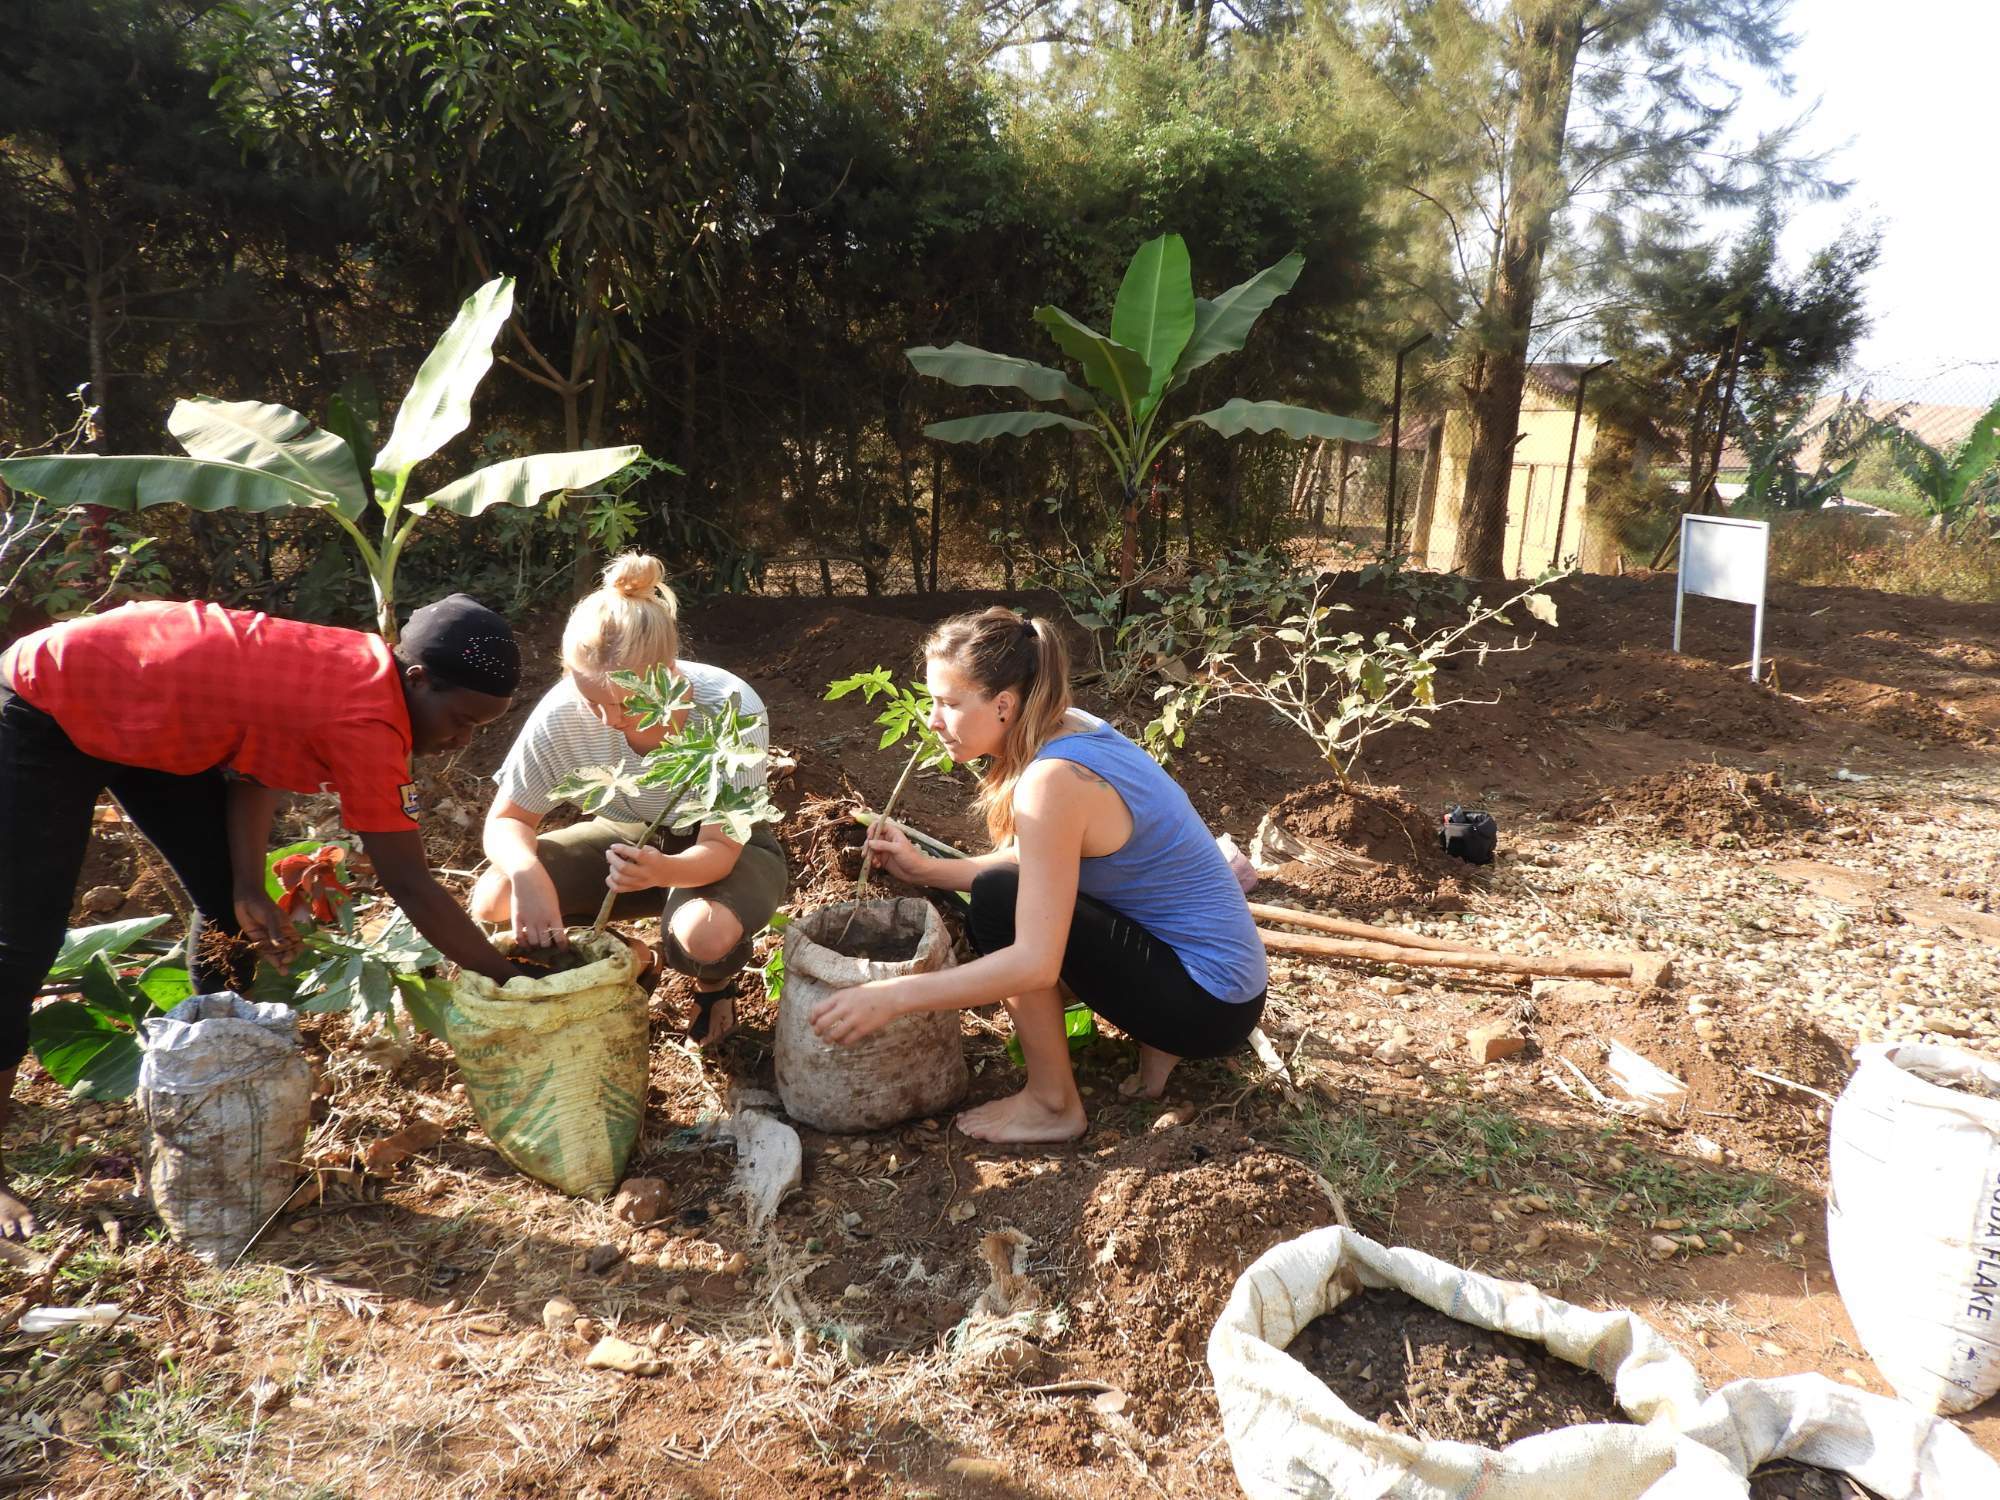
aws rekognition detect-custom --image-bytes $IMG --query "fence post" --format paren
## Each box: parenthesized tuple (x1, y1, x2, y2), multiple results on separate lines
(1384, 333, 1433, 565)
(1552, 359, 1610, 565)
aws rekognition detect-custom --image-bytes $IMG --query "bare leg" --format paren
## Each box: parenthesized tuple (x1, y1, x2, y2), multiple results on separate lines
(957, 985, 1088, 1144)
(672, 899, 744, 1046)
(0, 1067, 34, 1239)
(1118, 1044, 1181, 1100)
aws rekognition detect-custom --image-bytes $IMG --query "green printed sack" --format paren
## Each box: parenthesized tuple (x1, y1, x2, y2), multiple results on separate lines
(429, 933, 647, 1199)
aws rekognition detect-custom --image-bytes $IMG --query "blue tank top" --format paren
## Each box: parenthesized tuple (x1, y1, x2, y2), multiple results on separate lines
(1033, 714, 1268, 1004)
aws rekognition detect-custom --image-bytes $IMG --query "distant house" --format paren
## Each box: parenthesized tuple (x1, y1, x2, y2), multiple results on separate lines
(1413, 364, 1601, 577)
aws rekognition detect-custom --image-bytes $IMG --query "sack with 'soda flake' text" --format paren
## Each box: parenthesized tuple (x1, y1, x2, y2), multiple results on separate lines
(1828, 1042, 2000, 1414)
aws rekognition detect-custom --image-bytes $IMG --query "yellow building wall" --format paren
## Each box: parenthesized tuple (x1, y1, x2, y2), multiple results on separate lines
(1422, 397, 1599, 577)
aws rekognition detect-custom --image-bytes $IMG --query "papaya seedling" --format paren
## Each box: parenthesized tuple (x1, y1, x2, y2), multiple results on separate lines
(551, 666, 781, 935)
(824, 668, 957, 911)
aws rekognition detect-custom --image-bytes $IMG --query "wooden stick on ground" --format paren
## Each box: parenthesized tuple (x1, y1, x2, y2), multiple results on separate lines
(1257, 926, 1635, 980)
(1247, 902, 1472, 954)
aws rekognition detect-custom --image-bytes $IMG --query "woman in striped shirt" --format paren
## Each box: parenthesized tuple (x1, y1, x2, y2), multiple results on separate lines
(469, 554, 787, 1045)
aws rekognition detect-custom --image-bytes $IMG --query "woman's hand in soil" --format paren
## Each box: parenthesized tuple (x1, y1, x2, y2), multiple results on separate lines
(604, 842, 670, 894)
(233, 889, 301, 972)
(508, 865, 568, 949)
(810, 980, 904, 1047)
(864, 820, 932, 886)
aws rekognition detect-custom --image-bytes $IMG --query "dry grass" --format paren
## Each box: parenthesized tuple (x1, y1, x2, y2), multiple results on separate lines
(1767, 511, 2000, 603)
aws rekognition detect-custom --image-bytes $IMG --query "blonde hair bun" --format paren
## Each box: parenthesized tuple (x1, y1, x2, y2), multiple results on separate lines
(603, 552, 668, 599)
(564, 552, 680, 678)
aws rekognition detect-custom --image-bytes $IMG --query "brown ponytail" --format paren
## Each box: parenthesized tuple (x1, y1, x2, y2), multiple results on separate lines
(922, 607, 1072, 845)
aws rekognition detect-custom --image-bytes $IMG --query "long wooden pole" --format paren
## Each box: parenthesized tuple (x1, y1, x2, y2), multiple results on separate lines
(1248, 902, 1467, 953)
(1257, 927, 1634, 980)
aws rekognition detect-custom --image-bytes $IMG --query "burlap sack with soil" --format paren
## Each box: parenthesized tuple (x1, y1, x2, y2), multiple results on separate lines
(439, 932, 647, 1199)
(139, 994, 313, 1264)
(1207, 1225, 1734, 1499)
(1210, 1226, 1999, 1499)
(775, 898, 965, 1132)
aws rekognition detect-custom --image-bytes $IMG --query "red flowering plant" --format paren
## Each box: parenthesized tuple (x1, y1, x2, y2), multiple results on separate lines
(272, 844, 354, 927)
(259, 838, 444, 1029)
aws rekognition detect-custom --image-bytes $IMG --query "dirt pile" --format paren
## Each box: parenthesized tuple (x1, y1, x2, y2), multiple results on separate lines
(1286, 1286, 1626, 1446)
(1256, 780, 1475, 915)
(1058, 1124, 1334, 1429)
(1555, 765, 1832, 847)
(1533, 981, 1853, 1171)
(1522, 649, 1810, 751)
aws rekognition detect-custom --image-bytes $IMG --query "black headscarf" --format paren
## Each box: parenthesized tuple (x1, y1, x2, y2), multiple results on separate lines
(397, 594, 520, 697)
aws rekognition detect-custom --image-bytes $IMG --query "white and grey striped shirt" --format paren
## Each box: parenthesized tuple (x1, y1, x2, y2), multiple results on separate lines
(493, 661, 769, 826)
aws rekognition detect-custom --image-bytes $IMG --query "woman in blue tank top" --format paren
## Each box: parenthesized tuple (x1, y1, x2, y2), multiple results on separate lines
(809, 607, 1268, 1143)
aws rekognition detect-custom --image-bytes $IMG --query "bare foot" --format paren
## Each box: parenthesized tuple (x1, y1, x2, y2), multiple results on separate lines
(1117, 1044, 1180, 1100)
(688, 988, 737, 1048)
(956, 1089, 1087, 1144)
(0, 1182, 36, 1240)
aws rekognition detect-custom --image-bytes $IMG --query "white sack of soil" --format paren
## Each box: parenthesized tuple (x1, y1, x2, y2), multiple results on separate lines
(442, 932, 648, 1199)
(775, 898, 965, 1132)
(1679, 1374, 2000, 1498)
(139, 993, 313, 1264)
(1208, 1225, 1739, 1499)
(1827, 1041, 2000, 1414)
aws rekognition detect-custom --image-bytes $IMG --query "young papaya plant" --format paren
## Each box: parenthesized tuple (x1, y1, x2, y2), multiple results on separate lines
(551, 667, 781, 935)
(907, 233, 1380, 606)
(28, 916, 191, 1100)
(253, 839, 452, 1032)
(824, 668, 957, 910)
(0, 276, 643, 642)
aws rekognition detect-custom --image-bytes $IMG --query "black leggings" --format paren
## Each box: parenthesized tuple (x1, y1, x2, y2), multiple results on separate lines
(0, 687, 251, 1074)
(966, 867, 1264, 1059)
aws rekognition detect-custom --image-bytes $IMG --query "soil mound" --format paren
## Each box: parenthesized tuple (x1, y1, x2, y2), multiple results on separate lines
(1287, 1286, 1626, 1446)
(1064, 1126, 1332, 1426)
(1533, 981, 1853, 1172)
(1521, 648, 1811, 751)
(1554, 765, 1831, 847)
(1256, 781, 1474, 915)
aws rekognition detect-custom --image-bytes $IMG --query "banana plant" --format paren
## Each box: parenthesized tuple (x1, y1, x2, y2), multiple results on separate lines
(0, 276, 642, 643)
(1886, 388, 2000, 532)
(907, 234, 1380, 604)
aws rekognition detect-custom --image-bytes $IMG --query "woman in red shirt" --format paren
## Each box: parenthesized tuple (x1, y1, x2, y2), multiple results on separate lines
(0, 593, 526, 1237)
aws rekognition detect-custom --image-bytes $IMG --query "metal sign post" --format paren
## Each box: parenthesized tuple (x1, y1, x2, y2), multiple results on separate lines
(1673, 513, 1770, 681)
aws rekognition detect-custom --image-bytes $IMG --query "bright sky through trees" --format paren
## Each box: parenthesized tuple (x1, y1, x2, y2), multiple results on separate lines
(1729, 0, 2000, 400)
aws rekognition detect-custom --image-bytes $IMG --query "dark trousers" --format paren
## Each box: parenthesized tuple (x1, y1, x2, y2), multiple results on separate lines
(966, 867, 1265, 1059)
(0, 686, 250, 1074)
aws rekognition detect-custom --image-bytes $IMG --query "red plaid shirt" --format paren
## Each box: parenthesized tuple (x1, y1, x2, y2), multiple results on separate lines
(4, 601, 419, 833)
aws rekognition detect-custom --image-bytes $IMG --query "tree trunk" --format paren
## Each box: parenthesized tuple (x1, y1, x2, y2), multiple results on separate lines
(1452, 4, 1586, 578)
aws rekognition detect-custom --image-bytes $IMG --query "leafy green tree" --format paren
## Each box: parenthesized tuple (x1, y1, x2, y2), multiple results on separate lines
(1594, 207, 1877, 516)
(908, 232, 1378, 601)
(0, 276, 640, 641)
(1338, 0, 1833, 575)
(0, 0, 358, 448)
(214, 0, 812, 582)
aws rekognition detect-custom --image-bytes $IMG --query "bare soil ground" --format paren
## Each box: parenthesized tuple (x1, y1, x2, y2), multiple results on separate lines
(6, 569, 2000, 1498)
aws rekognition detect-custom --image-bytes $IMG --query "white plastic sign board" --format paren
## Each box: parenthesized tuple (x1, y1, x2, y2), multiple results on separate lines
(1674, 514, 1769, 681)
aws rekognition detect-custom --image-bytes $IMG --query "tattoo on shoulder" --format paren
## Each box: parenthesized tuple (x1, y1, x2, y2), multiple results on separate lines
(1061, 761, 1109, 788)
